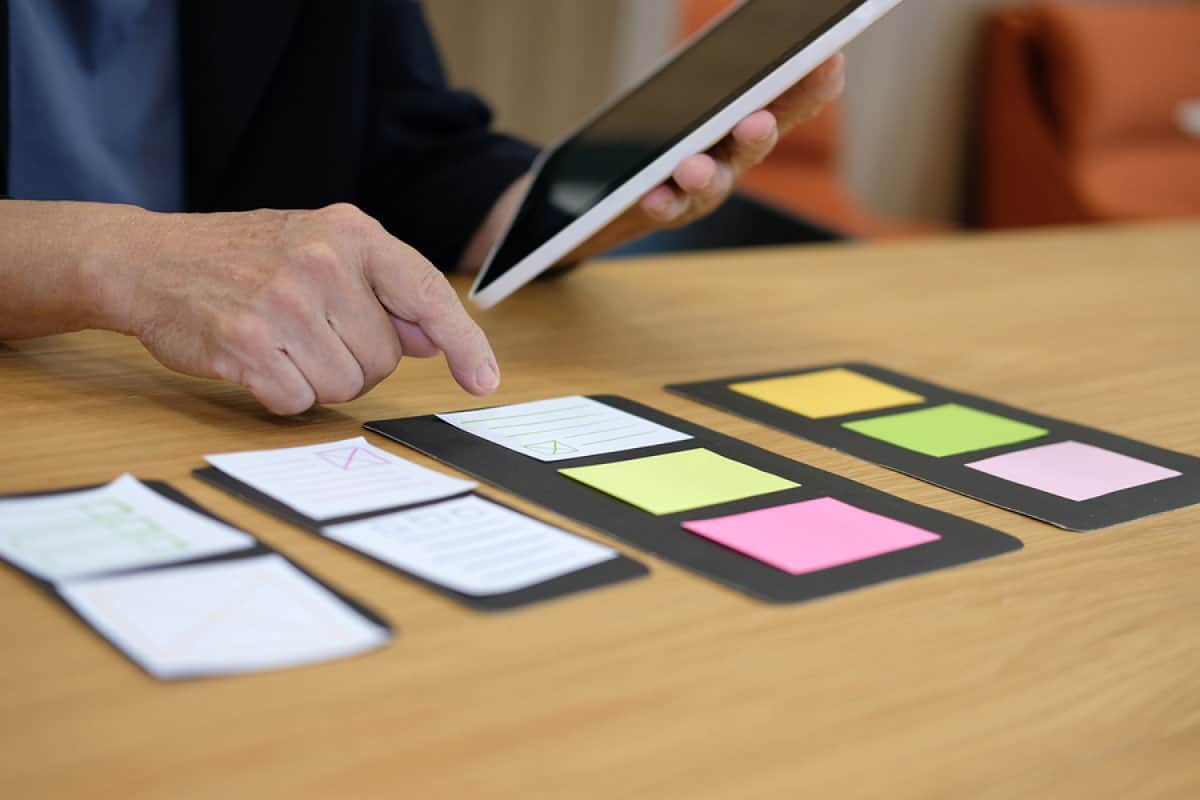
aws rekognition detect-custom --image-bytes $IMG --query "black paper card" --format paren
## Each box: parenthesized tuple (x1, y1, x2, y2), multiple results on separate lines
(668, 363, 1200, 530)
(365, 396, 1021, 604)
(0, 480, 392, 679)
(193, 468, 648, 612)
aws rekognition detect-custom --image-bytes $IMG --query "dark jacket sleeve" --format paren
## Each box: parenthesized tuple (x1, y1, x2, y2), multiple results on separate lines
(359, 0, 539, 270)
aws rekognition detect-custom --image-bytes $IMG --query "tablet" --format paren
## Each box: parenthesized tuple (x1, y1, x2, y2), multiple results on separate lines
(469, 0, 906, 308)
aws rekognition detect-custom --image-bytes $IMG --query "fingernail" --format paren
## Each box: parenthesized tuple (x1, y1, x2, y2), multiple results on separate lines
(476, 359, 500, 392)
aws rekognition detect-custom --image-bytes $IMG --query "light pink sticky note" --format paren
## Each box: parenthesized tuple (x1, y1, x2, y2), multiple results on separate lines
(681, 498, 941, 575)
(966, 440, 1182, 502)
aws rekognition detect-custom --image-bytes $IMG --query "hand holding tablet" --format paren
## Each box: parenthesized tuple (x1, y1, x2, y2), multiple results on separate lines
(469, 0, 907, 307)
(562, 53, 847, 265)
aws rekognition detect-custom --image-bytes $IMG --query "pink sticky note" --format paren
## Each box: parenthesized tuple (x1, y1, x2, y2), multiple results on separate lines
(966, 440, 1182, 502)
(681, 498, 941, 575)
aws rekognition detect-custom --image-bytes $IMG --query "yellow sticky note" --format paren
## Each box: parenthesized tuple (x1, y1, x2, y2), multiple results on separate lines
(730, 368, 925, 418)
(559, 449, 798, 516)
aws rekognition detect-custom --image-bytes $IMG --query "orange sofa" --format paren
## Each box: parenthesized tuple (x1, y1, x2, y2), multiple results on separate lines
(977, 2, 1200, 228)
(678, 0, 930, 238)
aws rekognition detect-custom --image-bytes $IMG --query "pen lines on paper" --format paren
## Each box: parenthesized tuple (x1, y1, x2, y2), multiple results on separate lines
(60, 555, 388, 677)
(206, 437, 475, 521)
(90, 570, 356, 659)
(325, 495, 616, 595)
(446, 400, 689, 459)
(235, 454, 443, 504)
(447, 404, 594, 426)
(3, 500, 188, 573)
(0, 476, 254, 583)
(368, 506, 581, 583)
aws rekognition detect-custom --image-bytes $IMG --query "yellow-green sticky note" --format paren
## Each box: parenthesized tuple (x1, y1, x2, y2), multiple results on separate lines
(559, 449, 799, 515)
(730, 368, 925, 419)
(844, 403, 1048, 457)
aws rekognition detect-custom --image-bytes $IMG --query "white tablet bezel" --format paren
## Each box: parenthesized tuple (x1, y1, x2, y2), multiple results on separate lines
(469, 0, 905, 309)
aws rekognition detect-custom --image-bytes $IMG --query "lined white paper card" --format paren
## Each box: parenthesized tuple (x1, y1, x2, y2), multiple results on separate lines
(205, 437, 475, 520)
(437, 396, 691, 462)
(0, 475, 254, 583)
(323, 495, 617, 596)
(59, 554, 389, 679)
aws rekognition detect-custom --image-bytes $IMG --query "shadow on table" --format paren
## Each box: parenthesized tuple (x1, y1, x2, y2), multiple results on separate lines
(0, 337, 356, 427)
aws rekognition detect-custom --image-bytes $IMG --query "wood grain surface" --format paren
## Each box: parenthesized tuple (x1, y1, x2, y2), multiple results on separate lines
(1, 222, 1197, 799)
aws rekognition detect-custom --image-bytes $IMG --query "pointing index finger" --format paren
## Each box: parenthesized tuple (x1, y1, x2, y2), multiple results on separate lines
(363, 230, 500, 396)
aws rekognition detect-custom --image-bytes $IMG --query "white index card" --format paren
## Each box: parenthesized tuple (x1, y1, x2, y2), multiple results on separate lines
(59, 554, 390, 679)
(437, 396, 691, 462)
(323, 495, 617, 596)
(0, 475, 254, 583)
(205, 437, 475, 520)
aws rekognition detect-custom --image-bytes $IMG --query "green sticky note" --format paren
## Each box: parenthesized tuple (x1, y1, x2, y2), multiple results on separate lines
(843, 403, 1048, 457)
(559, 449, 799, 515)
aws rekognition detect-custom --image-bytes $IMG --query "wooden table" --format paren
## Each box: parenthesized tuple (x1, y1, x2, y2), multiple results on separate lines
(2, 222, 1198, 798)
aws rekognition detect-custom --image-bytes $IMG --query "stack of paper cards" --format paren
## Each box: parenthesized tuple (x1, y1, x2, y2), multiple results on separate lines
(204, 436, 475, 521)
(196, 437, 647, 610)
(323, 495, 618, 598)
(668, 364, 1200, 529)
(0, 476, 389, 679)
(366, 396, 1022, 604)
(0, 475, 253, 583)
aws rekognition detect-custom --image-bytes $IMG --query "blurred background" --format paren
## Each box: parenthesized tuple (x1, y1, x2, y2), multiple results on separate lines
(425, 0, 1200, 241)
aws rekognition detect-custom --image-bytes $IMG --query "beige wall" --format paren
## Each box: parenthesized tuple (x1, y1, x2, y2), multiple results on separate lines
(841, 0, 1030, 223)
(422, 0, 1189, 226)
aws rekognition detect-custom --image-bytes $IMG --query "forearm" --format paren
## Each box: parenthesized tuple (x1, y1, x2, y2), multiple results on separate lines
(0, 200, 139, 339)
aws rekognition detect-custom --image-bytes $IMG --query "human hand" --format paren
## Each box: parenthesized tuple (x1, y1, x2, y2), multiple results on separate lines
(455, 54, 845, 275)
(107, 204, 498, 414)
(640, 53, 845, 223)
(560, 52, 847, 263)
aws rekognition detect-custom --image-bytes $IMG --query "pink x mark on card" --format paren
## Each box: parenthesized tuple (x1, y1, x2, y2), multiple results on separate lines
(318, 446, 388, 471)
